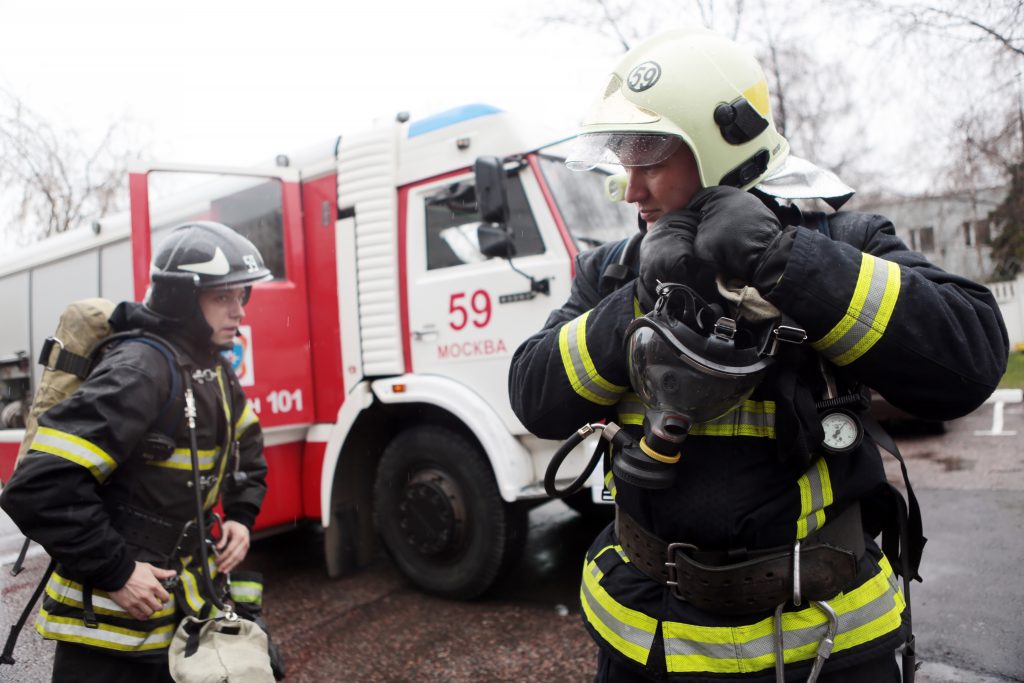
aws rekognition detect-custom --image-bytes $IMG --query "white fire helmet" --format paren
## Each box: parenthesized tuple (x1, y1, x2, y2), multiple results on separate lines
(567, 26, 790, 190)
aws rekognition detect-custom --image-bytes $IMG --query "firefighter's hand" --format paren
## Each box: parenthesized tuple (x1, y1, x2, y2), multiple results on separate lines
(689, 186, 788, 290)
(637, 210, 699, 310)
(110, 561, 177, 621)
(216, 520, 251, 574)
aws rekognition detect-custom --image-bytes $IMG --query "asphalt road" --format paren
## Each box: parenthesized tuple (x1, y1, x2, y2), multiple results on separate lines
(0, 395, 1021, 683)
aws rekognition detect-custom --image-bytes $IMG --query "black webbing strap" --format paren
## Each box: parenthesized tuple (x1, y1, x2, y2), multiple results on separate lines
(183, 618, 203, 658)
(38, 338, 92, 379)
(130, 336, 184, 438)
(0, 558, 55, 665)
(862, 413, 922, 683)
(81, 582, 98, 628)
(9, 538, 31, 576)
(862, 414, 926, 581)
(598, 231, 644, 297)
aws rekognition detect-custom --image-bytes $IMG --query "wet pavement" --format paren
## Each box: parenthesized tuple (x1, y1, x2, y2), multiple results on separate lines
(242, 503, 607, 683)
(1, 397, 1021, 682)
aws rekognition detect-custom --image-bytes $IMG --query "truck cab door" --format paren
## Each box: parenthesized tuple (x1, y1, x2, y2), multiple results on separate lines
(401, 160, 573, 433)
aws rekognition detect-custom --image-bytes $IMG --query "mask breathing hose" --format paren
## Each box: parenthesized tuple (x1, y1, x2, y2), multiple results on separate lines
(544, 422, 636, 498)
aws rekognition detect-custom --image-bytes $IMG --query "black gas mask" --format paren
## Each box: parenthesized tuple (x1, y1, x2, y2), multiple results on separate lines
(545, 283, 806, 495)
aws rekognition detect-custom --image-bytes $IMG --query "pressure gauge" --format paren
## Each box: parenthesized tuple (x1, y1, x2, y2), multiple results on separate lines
(820, 410, 863, 454)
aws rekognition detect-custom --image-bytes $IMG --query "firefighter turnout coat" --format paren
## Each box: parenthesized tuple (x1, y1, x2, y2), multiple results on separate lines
(508, 206, 1008, 680)
(1, 302, 267, 661)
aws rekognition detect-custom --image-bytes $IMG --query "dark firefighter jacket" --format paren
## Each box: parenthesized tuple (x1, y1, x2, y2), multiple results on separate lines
(0, 302, 267, 660)
(509, 207, 1008, 680)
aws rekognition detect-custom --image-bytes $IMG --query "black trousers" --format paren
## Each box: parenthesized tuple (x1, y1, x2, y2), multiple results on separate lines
(595, 648, 902, 682)
(52, 641, 174, 683)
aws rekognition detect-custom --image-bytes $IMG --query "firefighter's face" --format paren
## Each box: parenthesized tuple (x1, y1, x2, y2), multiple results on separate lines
(623, 143, 702, 224)
(198, 286, 247, 346)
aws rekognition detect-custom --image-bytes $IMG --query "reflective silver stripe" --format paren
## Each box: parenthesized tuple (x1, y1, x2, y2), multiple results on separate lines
(616, 393, 646, 427)
(604, 468, 617, 500)
(31, 427, 117, 482)
(797, 457, 833, 539)
(46, 572, 174, 619)
(559, 311, 626, 406)
(230, 581, 263, 604)
(664, 556, 905, 674)
(580, 560, 658, 664)
(812, 255, 901, 366)
(235, 402, 259, 436)
(36, 609, 176, 651)
(689, 401, 776, 438)
(146, 447, 219, 471)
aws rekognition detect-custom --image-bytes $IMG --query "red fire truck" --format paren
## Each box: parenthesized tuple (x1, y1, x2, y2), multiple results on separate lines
(0, 103, 634, 597)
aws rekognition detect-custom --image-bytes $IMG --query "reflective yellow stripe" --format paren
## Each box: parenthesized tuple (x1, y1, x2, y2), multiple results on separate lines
(689, 401, 776, 438)
(581, 548, 658, 665)
(616, 392, 645, 427)
(46, 572, 174, 619)
(235, 402, 259, 436)
(31, 427, 117, 482)
(179, 566, 204, 614)
(812, 255, 901, 366)
(230, 580, 263, 605)
(559, 311, 627, 406)
(146, 447, 219, 471)
(203, 367, 234, 509)
(663, 556, 904, 674)
(796, 457, 833, 540)
(36, 608, 175, 652)
(604, 468, 617, 501)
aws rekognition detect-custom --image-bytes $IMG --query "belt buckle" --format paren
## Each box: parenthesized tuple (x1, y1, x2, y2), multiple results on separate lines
(665, 541, 698, 600)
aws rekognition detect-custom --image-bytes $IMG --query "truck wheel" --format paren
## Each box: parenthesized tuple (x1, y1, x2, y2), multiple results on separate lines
(373, 425, 526, 599)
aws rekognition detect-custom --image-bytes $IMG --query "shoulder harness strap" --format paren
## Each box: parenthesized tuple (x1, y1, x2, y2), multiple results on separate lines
(598, 231, 644, 297)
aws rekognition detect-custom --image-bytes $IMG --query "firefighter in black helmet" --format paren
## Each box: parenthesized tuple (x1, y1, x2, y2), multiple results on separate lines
(2, 221, 272, 682)
(509, 26, 1008, 683)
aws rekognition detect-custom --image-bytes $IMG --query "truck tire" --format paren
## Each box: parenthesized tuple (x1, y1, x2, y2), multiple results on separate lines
(373, 425, 527, 599)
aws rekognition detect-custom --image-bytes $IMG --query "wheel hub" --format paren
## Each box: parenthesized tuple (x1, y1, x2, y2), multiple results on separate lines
(397, 469, 466, 556)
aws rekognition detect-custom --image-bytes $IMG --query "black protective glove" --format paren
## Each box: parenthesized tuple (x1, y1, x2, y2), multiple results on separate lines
(689, 186, 794, 293)
(636, 210, 700, 310)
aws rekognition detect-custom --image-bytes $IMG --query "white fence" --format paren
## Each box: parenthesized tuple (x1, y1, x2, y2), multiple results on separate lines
(992, 275, 1024, 350)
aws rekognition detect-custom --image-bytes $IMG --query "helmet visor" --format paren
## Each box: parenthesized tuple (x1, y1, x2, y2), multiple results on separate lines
(565, 133, 683, 171)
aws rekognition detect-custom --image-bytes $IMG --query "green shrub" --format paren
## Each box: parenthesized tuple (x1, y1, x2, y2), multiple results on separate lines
(1000, 351, 1024, 389)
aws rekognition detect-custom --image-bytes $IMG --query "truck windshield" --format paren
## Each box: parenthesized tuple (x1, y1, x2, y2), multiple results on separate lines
(535, 154, 637, 249)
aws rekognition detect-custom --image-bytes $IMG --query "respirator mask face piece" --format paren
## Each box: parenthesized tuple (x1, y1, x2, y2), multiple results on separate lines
(616, 283, 775, 489)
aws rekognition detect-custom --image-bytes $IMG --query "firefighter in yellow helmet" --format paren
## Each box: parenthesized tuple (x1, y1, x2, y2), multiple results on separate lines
(509, 26, 1008, 682)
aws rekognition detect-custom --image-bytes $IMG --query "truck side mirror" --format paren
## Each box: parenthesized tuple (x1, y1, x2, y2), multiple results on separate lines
(477, 224, 515, 259)
(474, 157, 509, 225)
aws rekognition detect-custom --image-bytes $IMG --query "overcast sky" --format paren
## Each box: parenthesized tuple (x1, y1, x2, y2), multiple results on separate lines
(1, 0, 618, 167)
(0, 0, 1005, 254)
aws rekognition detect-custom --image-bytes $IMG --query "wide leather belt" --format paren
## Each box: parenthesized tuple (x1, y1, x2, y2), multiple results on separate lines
(112, 504, 208, 560)
(616, 505, 862, 616)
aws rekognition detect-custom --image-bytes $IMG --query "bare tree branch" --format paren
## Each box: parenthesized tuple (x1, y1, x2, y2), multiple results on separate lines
(0, 89, 144, 245)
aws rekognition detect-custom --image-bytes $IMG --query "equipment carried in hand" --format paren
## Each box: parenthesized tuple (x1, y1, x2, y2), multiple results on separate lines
(167, 376, 278, 683)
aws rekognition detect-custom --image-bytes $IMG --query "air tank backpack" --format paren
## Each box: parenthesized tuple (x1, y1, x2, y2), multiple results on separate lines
(1, 297, 184, 667)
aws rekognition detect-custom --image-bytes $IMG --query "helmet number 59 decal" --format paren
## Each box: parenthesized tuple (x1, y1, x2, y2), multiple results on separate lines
(627, 61, 661, 92)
